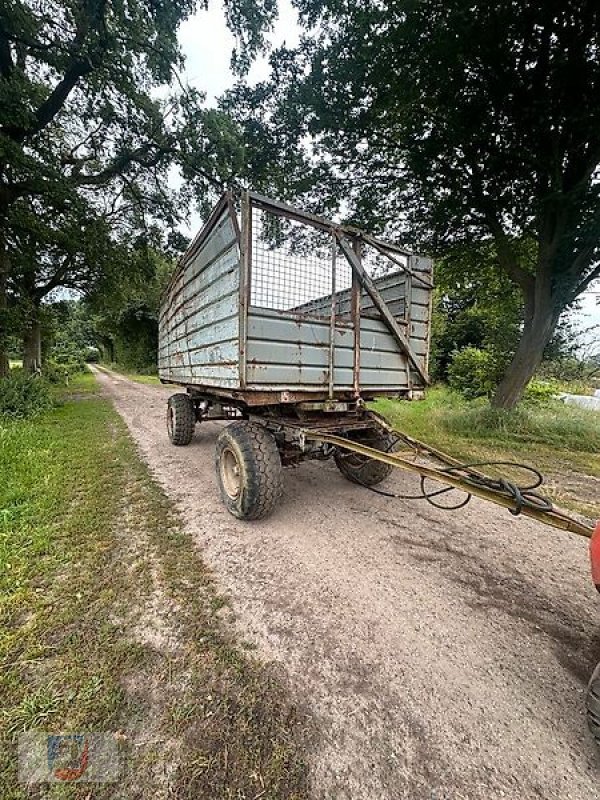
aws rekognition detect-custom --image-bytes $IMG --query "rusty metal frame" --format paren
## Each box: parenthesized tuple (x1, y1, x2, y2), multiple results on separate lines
(337, 234, 430, 385)
(362, 233, 434, 290)
(160, 192, 236, 313)
(328, 233, 337, 399)
(248, 191, 413, 257)
(351, 239, 362, 397)
(161, 190, 432, 397)
(239, 191, 252, 389)
(242, 191, 431, 391)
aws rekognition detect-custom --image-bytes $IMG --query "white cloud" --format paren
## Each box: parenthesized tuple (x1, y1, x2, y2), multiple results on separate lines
(174, 1, 300, 235)
(179, 0, 300, 105)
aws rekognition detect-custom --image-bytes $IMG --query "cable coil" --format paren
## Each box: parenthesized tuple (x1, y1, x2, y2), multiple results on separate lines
(338, 435, 554, 515)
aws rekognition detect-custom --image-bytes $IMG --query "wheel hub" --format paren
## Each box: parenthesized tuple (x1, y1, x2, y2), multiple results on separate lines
(220, 446, 242, 499)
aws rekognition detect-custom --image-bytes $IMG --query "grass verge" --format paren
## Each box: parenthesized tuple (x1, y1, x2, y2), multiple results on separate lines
(100, 363, 161, 385)
(0, 374, 308, 798)
(374, 386, 600, 520)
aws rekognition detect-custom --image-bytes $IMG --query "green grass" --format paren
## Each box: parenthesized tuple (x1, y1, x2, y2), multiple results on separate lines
(100, 363, 161, 384)
(373, 386, 600, 520)
(49, 369, 99, 400)
(0, 375, 307, 799)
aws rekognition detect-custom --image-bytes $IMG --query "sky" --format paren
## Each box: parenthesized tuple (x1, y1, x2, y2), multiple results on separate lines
(174, 2, 600, 344)
(178, 0, 301, 106)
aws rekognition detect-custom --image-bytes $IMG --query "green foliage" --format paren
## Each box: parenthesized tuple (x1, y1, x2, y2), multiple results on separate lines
(0, 0, 276, 376)
(226, 0, 600, 406)
(88, 248, 174, 372)
(522, 379, 559, 405)
(44, 357, 86, 385)
(430, 244, 522, 382)
(442, 401, 600, 454)
(447, 347, 500, 399)
(0, 372, 54, 418)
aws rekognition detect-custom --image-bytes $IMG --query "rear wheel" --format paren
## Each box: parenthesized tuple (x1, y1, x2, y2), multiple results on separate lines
(334, 426, 395, 487)
(167, 393, 195, 446)
(215, 421, 283, 520)
(587, 661, 600, 745)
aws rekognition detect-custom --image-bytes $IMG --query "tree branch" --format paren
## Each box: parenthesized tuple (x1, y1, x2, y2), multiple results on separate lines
(569, 263, 600, 302)
(1, 0, 109, 142)
(0, 23, 13, 78)
(76, 142, 173, 186)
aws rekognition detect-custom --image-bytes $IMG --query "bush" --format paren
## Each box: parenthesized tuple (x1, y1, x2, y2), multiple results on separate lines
(0, 372, 54, 419)
(44, 355, 86, 384)
(523, 379, 559, 405)
(447, 347, 498, 399)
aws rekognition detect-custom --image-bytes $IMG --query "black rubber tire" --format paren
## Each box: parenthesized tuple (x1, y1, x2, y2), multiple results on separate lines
(334, 427, 395, 487)
(215, 421, 283, 520)
(586, 661, 600, 745)
(167, 393, 195, 446)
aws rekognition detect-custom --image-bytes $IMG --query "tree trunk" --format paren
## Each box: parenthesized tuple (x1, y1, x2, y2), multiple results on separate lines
(23, 315, 42, 374)
(491, 305, 557, 410)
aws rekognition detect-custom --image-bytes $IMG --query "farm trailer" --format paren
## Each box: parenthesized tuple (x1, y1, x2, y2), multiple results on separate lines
(158, 189, 434, 519)
(158, 190, 600, 741)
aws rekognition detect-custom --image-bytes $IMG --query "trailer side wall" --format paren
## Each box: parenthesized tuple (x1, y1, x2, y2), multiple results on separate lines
(158, 207, 240, 388)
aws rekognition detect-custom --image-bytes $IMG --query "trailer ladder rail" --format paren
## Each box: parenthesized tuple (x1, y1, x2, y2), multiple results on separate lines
(300, 426, 595, 540)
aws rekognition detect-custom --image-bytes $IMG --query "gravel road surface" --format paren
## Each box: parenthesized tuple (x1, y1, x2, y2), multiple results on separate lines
(93, 367, 600, 800)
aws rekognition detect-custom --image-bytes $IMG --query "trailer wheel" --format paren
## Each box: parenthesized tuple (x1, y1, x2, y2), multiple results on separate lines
(587, 662, 600, 745)
(215, 421, 283, 520)
(334, 427, 395, 487)
(167, 393, 195, 446)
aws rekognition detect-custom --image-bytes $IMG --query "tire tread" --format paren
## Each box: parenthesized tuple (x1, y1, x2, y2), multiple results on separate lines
(168, 393, 195, 446)
(216, 421, 283, 519)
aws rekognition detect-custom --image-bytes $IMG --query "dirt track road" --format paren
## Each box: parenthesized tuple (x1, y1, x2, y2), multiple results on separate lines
(93, 367, 599, 799)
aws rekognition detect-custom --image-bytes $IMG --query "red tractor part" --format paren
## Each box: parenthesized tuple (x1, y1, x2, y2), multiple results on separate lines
(589, 520, 600, 592)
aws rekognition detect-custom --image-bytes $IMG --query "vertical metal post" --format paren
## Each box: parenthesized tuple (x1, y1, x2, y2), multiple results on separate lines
(351, 237, 362, 397)
(328, 235, 337, 399)
(239, 191, 252, 389)
(423, 257, 434, 377)
(405, 258, 413, 393)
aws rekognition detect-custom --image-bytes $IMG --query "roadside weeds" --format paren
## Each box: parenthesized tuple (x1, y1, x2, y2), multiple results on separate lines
(0, 377, 309, 799)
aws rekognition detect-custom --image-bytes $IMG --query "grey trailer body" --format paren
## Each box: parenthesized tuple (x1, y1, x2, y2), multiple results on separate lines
(159, 192, 432, 404)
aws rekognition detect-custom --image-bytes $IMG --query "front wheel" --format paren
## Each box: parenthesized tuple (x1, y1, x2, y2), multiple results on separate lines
(334, 426, 395, 487)
(167, 393, 195, 446)
(587, 661, 600, 745)
(215, 421, 283, 520)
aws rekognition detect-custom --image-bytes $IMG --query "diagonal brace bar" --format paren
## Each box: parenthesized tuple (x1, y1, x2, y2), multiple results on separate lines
(336, 233, 430, 385)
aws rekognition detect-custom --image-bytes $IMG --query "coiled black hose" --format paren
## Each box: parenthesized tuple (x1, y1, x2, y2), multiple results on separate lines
(338, 437, 554, 515)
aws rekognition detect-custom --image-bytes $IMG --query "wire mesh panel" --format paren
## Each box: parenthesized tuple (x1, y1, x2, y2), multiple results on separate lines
(250, 205, 352, 315)
(361, 243, 408, 280)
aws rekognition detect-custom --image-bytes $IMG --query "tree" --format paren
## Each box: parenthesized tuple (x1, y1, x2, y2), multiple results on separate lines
(225, 0, 600, 408)
(430, 244, 522, 383)
(86, 238, 178, 370)
(7, 195, 126, 371)
(0, 0, 276, 375)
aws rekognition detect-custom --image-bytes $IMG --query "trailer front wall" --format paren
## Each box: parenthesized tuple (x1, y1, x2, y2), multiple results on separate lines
(244, 257, 432, 393)
(158, 207, 241, 388)
(245, 307, 423, 391)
